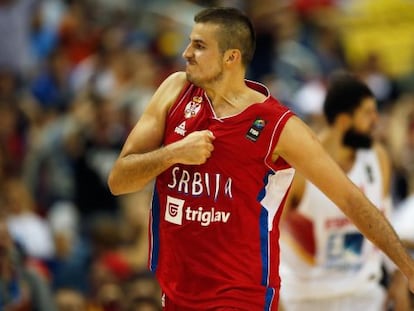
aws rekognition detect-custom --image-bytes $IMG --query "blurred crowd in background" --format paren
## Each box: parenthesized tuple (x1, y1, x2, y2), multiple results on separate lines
(1, 0, 414, 310)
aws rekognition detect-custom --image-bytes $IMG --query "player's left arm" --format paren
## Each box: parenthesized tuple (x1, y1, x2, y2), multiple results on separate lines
(273, 116, 414, 293)
(375, 142, 411, 311)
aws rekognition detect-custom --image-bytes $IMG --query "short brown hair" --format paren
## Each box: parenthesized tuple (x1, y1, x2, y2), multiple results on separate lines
(194, 7, 256, 67)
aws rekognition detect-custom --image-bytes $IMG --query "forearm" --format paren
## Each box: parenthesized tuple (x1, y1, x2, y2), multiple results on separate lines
(109, 129, 215, 195)
(345, 191, 414, 279)
(387, 269, 411, 311)
(108, 145, 175, 195)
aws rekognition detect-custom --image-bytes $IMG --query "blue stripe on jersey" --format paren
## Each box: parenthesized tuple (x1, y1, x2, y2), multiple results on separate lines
(258, 171, 277, 310)
(259, 207, 269, 286)
(257, 171, 272, 202)
(264, 287, 275, 311)
(257, 171, 273, 286)
(149, 188, 160, 272)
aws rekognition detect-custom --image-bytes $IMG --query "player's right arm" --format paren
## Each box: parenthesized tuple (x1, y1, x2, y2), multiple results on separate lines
(108, 72, 215, 195)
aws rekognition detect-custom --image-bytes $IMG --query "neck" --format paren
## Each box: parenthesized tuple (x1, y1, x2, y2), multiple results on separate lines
(203, 71, 252, 117)
(204, 68, 246, 101)
(206, 82, 246, 106)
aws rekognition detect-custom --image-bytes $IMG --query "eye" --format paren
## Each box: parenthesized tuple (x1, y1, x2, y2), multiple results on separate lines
(191, 39, 206, 50)
(194, 43, 205, 50)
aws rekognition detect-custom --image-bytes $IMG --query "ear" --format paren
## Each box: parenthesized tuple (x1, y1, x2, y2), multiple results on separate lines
(224, 49, 241, 65)
(336, 113, 352, 130)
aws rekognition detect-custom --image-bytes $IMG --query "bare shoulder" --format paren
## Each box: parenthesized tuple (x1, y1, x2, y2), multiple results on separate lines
(151, 71, 188, 111)
(250, 88, 267, 103)
(118, 72, 188, 157)
(373, 142, 391, 167)
(160, 71, 188, 91)
(274, 116, 319, 154)
(373, 141, 392, 195)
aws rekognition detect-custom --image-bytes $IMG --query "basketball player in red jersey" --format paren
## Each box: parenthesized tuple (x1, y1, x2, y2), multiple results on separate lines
(108, 7, 414, 311)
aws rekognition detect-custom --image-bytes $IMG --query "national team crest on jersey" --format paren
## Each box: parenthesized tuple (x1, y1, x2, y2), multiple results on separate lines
(184, 96, 202, 118)
(246, 118, 266, 142)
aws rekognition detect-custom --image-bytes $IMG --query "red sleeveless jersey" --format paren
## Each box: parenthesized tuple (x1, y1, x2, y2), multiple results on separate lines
(149, 79, 295, 310)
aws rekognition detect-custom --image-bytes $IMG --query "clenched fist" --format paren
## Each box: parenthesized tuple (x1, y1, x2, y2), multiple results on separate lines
(169, 130, 215, 165)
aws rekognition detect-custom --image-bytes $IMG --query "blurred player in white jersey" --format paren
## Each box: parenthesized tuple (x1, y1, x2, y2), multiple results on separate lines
(279, 73, 411, 311)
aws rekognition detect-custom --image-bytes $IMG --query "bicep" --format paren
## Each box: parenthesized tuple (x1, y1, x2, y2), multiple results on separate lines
(119, 110, 165, 157)
(119, 72, 186, 158)
(275, 117, 358, 211)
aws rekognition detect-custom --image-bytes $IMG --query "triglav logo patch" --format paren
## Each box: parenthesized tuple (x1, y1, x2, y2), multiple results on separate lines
(184, 96, 202, 118)
(246, 118, 266, 142)
(164, 195, 231, 227)
(165, 195, 185, 225)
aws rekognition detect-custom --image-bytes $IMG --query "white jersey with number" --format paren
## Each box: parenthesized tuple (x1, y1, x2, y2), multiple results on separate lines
(280, 148, 386, 300)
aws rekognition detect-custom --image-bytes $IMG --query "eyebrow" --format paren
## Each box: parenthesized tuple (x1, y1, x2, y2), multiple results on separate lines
(189, 37, 207, 45)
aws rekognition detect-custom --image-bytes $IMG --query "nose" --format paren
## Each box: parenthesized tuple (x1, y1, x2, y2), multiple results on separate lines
(182, 43, 192, 60)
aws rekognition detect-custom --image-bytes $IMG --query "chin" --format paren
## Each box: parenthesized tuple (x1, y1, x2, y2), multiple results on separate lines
(185, 73, 194, 83)
(185, 68, 192, 77)
(186, 74, 201, 87)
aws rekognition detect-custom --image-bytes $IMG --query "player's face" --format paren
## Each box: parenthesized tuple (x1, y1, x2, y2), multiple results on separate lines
(343, 97, 378, 149)
(182, 23, 225, 87)
(351, 97, 378, 135)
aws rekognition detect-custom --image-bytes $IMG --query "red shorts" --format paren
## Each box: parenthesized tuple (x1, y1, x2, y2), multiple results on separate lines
(162, 293, 241, 311)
